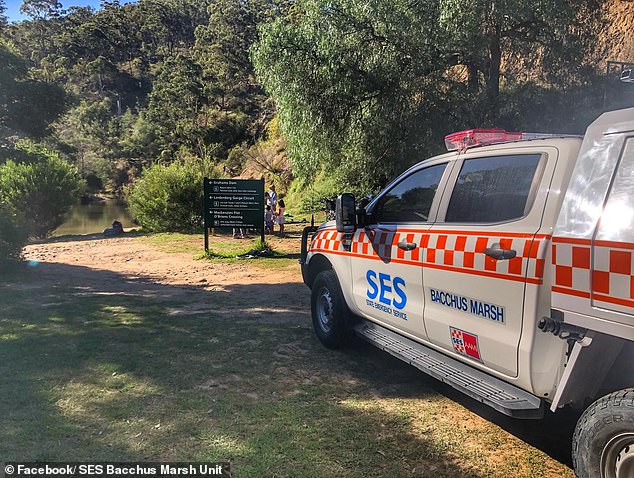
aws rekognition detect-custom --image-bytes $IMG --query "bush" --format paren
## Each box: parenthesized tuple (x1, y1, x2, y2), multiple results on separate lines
(0, 148, 83, 238)
(127, 160, 216, 232)
(285, 172, 343, 215)
(0, 208, 27, 264)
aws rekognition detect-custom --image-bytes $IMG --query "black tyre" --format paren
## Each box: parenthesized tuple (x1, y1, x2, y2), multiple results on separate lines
(573, 388, 634, 478)
(311, 270, 351, 349)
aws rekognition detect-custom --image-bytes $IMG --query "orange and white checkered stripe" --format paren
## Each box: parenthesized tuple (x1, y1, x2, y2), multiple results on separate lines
(552, 237, 634, 310)
(421, 231, 547, 284)
(309, 227, 549, 284)
(310, 229, 344, 253)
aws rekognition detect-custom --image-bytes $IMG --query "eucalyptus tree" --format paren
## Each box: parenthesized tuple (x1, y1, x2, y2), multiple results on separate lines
(0, 43, 66, 143)
(17, 0, 65, 64)
(0, 1, 7, 35)
(20, 0, 63, 20)
(144, 55, 207, 157)
(438, 0, 605, 116)
(194, 0, 292, 139)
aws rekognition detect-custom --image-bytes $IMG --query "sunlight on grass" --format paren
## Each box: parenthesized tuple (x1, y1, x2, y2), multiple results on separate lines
(142, 233, 202, 254)
(202, 238, 270, 259)
(0, 255, 574, 476)
(53, 366, 167, 454)
(199, 434, 251, 456)
(98, 305, 144, 326)
(339, 395, 572, 478)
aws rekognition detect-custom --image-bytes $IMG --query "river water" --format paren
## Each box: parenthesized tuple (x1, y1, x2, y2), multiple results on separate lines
(53, 199, 136, 237)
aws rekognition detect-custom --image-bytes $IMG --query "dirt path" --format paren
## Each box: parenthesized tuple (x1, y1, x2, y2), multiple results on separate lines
(25, 233, 303, 293)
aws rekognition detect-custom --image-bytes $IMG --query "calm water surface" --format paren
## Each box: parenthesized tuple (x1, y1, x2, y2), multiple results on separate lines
(53, 200, 136, 236)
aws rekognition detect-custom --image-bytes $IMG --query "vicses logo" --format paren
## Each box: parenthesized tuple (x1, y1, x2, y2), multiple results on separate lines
(365, 270, 408, 320)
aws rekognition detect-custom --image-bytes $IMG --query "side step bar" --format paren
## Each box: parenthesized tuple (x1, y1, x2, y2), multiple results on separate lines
(354, 321, 544, 419)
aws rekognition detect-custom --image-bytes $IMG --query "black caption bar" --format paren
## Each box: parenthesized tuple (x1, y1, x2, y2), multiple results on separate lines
(2, 463, 232, 478)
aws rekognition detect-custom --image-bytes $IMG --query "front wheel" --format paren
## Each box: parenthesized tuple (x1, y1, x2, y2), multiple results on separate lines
(573, 388, 634, 478)
(311, 270, 351, 349)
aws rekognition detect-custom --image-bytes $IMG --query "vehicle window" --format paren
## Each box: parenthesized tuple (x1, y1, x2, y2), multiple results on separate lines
(445, 154, 542, 223)
(595, 137, 634, 243)
(375, 164, 447, 223)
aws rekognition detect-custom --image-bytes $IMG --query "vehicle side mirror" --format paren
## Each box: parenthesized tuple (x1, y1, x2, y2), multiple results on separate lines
(336, 193, 356, 233)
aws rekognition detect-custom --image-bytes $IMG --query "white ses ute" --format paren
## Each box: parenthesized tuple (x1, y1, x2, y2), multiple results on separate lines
(300, 108, 634, 478)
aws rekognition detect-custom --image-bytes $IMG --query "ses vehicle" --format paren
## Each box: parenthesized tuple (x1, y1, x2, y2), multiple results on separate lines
(300, 108, 634, 478)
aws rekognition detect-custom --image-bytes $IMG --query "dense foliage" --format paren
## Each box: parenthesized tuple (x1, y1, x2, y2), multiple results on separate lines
(0, 42, 66, 151)
(1, 0, 291, 192)
(0, 207, 27, 264)
(127, 159, 217, 232)
(0, 0, 631, 217)
(0, 143, 83, 238)
(253, 0, 611, 192)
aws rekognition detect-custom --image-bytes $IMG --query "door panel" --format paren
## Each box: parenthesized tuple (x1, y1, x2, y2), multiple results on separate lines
(423, 151, 556, 377)
(350, 161, 450, 341)
(351, 225, 432, 340)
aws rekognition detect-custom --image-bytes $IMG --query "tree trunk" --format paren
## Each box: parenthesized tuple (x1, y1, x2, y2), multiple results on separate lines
(467, 62, 479, 92)
(486, 25, 501, 118)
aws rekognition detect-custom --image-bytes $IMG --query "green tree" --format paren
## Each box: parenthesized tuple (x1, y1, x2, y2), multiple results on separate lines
(0, 1, 8, 35)
(127, 159, 216, 232)
(254, 0, 606, 192)
(194, 0, 291, 137)
(253, 0, 446, 191)
(20, 0, 62, 20)
(0, 207, 28, 264)
(144, 54, 207, 157)
(4, 0, 292, 192)
(0, 143, 83, 238)
(0, 42, 67, 145)
(19, 0, 64, 61)
(438, 0, 604, 116)
(195, 0, 258, 106)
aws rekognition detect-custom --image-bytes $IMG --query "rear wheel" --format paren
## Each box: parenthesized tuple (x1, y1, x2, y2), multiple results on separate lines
(311, 270, 351, 349)
(573, 388, 634, 478)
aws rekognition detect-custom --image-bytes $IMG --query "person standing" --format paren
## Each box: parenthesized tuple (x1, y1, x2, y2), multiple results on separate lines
(268, 184, 278, 212)
(277, 199, 286, 237)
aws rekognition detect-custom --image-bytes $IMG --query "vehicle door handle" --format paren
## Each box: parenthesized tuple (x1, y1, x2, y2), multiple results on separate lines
(485, 243, 517, 260)
(397, 240, 417, 251)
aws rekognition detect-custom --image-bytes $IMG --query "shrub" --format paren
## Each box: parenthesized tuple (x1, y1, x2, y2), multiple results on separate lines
(0, 148, 83, 238)
(0, 208, 27, 264)
(127, 160, 217, 232)
(286, 171, 342, 214)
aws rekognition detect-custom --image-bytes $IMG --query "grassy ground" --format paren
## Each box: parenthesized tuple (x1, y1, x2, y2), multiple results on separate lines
(0, 233, 577, 477)
(142, 228, 305, 270)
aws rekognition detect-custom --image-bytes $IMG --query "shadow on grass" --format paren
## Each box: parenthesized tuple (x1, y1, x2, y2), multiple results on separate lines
(0, 262, 572, 476)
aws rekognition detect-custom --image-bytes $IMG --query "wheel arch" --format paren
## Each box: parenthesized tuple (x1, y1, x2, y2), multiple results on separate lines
(551, 332, 634, 411)
(305, 253, 334, 289)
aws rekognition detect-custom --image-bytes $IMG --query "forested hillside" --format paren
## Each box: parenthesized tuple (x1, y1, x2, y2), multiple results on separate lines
(0, 0, 633, 214)
(1, 0, 292, 195)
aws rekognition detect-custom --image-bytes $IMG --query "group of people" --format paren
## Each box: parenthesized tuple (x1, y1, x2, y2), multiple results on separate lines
(232, 184, 286, 239)
(264, 184, 286, 236)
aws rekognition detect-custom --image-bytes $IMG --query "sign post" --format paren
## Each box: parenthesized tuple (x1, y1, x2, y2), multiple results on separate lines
(203, 178, 265, 251)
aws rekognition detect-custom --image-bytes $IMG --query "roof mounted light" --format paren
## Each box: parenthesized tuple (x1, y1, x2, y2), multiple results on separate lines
(444, 128, 577, 152)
